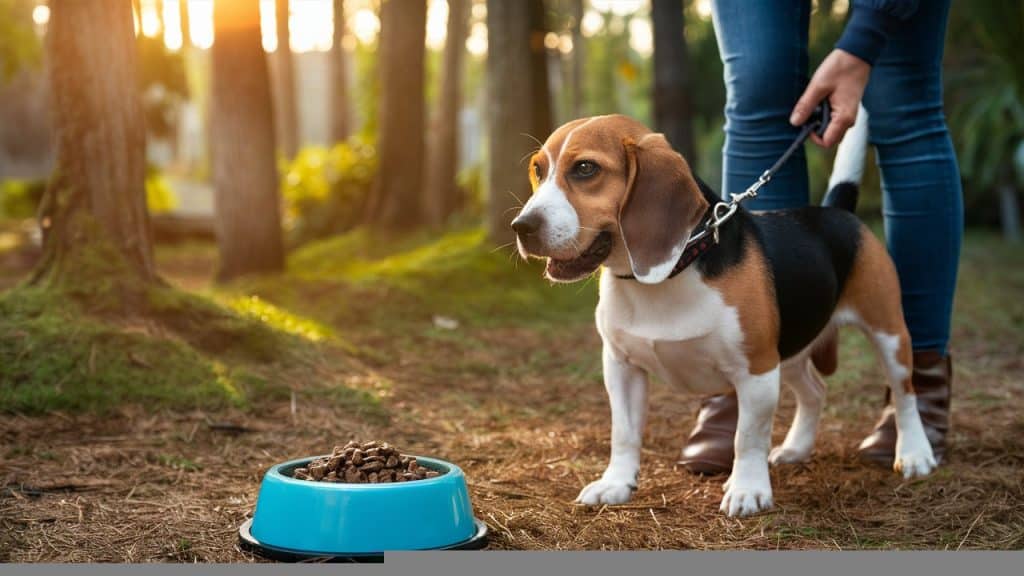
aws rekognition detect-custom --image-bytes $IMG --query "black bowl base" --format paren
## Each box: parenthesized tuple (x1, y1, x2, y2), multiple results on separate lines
(237, 517, 489, 563)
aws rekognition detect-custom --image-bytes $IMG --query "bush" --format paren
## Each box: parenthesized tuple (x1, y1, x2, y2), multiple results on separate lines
(145, 168, 178, 214)
(0, 170, 176, 220)
(280, 139, 377, 246)
(0, 179, 46, 219)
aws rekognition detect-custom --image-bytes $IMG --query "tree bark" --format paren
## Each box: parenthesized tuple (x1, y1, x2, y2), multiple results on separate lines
(274, 0, 300, 158)
(486, 0, 536, 246)
(37, 0, 154, 281)
(328, 0, 351, 144)
(425, 0, 468, 226)
(367, 0, 426, 229)
(528, 0, 552, 140)
(211, 0, 284, 281)
(651, 0, 697, 163)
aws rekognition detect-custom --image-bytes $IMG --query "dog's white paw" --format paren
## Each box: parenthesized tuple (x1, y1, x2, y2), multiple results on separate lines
(894, 448, 937, 479)
(576, 478, 636, 506)
(769, 445, 812, 466)
(720, 476, 773, 517)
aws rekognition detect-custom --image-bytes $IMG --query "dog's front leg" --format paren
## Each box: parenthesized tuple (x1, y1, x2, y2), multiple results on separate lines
(576, 344, 648, 506)
(720, 366, 780, 517)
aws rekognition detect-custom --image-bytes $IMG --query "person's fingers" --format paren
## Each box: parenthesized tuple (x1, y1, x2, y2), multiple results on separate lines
(809, 132, 825, 147)
(821, 110, 854, 147)
(790, 81, 831, 126)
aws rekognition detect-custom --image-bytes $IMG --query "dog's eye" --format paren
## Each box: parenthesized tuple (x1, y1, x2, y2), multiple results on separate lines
(532, 163, 544, 181)
(572, 160, 600, 179)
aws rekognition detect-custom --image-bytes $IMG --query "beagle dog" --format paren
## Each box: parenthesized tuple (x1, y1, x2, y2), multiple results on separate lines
(511, 113, 937, 517)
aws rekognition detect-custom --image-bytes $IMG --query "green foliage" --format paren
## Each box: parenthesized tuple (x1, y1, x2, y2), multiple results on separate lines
(946, 1, 1024, 204)
(137, 35, 189, 139)
(353, 40, 380, 139)
(0, 171, 175, 219)
(0, 0, 41, 81)
(456, 163, 485, 218)
(145, 168, 178, 214)
(280, 139, 377, 246)
(582, 11, 652, 123)
(0, 179, 45, 219)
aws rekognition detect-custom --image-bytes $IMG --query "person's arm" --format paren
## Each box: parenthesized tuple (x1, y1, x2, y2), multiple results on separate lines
(835, 0, 920, 66)
(790, 0, 920, 147)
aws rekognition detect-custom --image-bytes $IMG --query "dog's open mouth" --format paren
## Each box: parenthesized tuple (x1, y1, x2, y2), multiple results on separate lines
(545, 231, 613, 281)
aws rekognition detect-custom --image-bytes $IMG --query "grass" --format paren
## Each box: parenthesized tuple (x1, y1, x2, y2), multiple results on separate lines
(278, 227, 598, 330)
(0, 219, 368, 414)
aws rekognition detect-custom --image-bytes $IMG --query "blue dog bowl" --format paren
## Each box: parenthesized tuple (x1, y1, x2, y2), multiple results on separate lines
(239, 455, 487, 561)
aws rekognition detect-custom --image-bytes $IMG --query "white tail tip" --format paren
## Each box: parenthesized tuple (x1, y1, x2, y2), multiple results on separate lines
(828, 104, 869, 189)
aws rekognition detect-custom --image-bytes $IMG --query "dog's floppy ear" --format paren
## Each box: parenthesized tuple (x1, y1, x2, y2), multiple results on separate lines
(620, 133, 707, 284)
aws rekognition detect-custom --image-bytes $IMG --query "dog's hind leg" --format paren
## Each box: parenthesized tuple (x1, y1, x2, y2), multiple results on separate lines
(840, 228, 936, 478)
(864, 324, 937, 478)
(721, 366, 779, 517)
(770, 357, 826, 466)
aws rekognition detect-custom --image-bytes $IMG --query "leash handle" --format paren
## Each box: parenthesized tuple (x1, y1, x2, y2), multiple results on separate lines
(810, 101, 830, 138)
(697, 100, 834, 246)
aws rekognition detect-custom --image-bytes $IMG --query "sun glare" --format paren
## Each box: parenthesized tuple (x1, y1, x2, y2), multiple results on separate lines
(426, 0, 449, 50)
(140, 0, 162, 38)
(31, 4, 49, 26)
(163, 0, 183, 51)
(351, 8, 380, 45)
(696, 0, 713, 20)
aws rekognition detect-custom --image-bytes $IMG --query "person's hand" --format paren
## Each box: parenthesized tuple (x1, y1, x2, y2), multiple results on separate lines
(790, 49, 871, 148)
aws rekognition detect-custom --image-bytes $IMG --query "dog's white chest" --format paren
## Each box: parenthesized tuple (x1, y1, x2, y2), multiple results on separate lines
(597, 269, 746, 394)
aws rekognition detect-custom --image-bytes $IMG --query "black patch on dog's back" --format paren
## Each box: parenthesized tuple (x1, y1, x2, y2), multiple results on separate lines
(690, 177, 863, 359)
(751, 208, 862, 359)
(693, 178, 749, 279)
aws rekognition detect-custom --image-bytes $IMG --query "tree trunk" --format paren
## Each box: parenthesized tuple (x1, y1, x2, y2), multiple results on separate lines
(425, 0, 468, 227)
(328, 0, 351, 144)
(528, 0, 552, 140)
(569, 0, 585, 118)
(367, 0, 426, 229)
(486, 0, 536, 246)
(36, 0, 154, 282)
(274, 0, 300, 158)
(651, 0, 697, 163)
(998, 181, 1021, 243)
(211, 0, 284, 281)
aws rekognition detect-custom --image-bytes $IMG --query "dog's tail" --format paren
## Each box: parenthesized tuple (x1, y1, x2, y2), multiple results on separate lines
(822, 103, 869, 213)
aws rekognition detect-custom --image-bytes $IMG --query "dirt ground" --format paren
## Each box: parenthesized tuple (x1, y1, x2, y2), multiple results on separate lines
(2, 234, 1023, 559)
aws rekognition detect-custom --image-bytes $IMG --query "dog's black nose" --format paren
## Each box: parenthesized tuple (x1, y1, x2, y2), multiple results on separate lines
(511, 213, 541, 236)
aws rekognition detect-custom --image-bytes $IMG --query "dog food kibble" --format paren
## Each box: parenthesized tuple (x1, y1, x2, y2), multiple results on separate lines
(290, 441, 441, 483)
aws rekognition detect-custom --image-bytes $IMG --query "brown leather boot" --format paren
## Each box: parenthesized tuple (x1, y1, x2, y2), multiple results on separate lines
(679, 336, 840, 476)
(857, 350, 951, 465)
(678, 393, 737, 475)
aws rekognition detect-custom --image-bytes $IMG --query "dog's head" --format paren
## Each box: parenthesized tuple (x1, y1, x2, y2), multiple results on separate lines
(512, 115, 709, 284)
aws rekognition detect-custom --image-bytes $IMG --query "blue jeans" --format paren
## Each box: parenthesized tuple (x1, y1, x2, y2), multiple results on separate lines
(711, 0, 963, 354)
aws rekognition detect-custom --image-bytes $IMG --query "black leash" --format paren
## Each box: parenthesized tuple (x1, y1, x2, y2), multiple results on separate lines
(616, 101, 831, 281)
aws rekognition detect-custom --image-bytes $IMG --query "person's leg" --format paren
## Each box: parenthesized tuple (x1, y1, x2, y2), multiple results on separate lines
(858, 0, 961, 463)
(712, 0, 811, 209)
(680, 0, 811, 475)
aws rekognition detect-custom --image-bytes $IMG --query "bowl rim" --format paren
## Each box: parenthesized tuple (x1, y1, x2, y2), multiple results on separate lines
(266, 454, 463, 490)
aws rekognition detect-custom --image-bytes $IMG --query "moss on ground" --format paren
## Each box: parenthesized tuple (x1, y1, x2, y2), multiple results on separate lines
(248, 226, 600, 335)
(0, 217, 356, 414)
